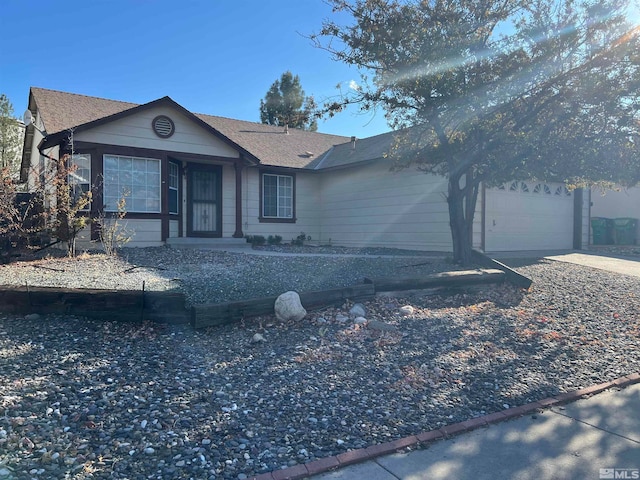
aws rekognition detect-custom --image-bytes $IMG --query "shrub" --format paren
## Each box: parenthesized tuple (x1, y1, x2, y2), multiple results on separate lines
(292, 232, 311, 246)
(95, 197, 132, 256)
(251, 235, 266, 246)
(268, 234, 282, 245)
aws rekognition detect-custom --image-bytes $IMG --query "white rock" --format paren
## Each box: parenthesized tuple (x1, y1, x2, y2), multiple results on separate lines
(399, 305, 415, 316)
(144, 447, 155, 455)
(24, 313, 41, 321)
(0, 468, 11, 477)
(335, 314, 349, 323)
(141, 420, 148, 429)
(274, 291, 306, 322)
(354, 317, 367, 325)
(349, 303, 366, 317)
(336, 439, 345, 445)
(252, 333, 266, 343)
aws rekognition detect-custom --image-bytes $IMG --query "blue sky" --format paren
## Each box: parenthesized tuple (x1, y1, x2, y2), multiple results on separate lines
(0, 1, 389, 138)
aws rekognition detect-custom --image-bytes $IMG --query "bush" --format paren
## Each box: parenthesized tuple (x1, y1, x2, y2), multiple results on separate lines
(246, 234, 266, 246)
(268, 234, 282, 245)
(292, 232, 311, 246)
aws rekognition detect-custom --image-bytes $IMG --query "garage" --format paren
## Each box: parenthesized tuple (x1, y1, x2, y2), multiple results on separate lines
(484, 181, 575, 251)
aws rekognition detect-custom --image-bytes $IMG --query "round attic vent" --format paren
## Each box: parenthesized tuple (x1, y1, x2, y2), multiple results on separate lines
(152, 115, 175, 138)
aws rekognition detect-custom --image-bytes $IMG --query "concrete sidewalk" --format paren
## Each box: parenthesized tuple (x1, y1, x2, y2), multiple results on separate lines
(308, 381, 640, 480)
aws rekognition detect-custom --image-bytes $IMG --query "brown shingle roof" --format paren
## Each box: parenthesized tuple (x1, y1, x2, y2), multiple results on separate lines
(195, 113, 350, 169)
(30, 87, 351, 169)
(307, 130, 398, 169)
(31, 87, 138, 135)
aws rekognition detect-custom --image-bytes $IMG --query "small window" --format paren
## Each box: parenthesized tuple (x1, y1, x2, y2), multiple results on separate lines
(69, 154, 91, 210)
(169, 162, 179, 215)
(262, 173, 293, 219)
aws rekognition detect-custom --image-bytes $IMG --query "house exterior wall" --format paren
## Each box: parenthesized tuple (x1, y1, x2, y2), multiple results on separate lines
(74, 106, 240, 158)
(26, 111, 52, 191)
(242, 167, 322, 242)
(591, 186, 640, 243)
(74, 219, 164, 251)
(317, 160, 456, 251)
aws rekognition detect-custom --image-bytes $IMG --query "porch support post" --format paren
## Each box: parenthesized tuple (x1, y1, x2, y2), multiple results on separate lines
(233, 160, 244, 238)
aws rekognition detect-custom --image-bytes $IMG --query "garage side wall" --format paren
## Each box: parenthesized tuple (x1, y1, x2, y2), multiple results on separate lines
(317, 161, 460, 251)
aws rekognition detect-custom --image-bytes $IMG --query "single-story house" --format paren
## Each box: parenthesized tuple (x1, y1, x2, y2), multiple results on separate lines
(20, 87, 592, 252)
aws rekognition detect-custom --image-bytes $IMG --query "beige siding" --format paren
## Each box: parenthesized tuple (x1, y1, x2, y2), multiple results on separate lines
(318, 161, 454, 251)
(27, 120, 48, 191)
(169, 220, 179, 238)
(74, 106, 240, 158)
(243, 168, 321, 241)
(71, 226, 94, 252)
(73, 219, 163, 251)
(116, 219, 163, 247)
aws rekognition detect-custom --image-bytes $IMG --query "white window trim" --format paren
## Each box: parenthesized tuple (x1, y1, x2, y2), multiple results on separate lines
(103, 154, 161, 213)
(262, 173, 293, 219)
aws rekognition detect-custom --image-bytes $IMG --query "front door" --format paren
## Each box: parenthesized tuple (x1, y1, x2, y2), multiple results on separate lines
(187, 165, 222, 237)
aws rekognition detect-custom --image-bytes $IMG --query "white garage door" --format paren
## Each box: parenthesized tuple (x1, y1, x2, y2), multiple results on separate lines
(485, 181, 574, 251)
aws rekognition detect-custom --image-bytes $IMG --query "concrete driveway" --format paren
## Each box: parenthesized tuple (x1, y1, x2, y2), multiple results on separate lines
(489, 249, 640, 278)
(543, 252, 640, 278)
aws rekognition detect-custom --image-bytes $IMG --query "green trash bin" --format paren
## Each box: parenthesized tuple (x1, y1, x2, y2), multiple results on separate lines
(613, 218, 638, 245)
(591, 217, 614, 245)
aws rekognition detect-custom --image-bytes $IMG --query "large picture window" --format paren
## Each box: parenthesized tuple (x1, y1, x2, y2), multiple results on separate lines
(103, 155, 161, 213)
(262, 173, 293, 219)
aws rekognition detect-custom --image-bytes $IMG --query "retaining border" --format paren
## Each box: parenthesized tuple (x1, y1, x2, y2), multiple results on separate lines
(247, 372, 640, 480)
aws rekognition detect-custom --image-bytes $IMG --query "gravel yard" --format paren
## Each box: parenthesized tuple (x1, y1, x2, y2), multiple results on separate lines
(1, 249, 639, 479)
(0, 247, 458, 307)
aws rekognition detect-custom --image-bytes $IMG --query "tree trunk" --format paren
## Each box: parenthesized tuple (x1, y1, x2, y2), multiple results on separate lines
(447, 170, 480, 266)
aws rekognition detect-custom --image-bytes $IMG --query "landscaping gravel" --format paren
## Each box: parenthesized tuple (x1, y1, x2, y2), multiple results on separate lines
(1, 252, 639, 479)
(0, 247, 460, 306)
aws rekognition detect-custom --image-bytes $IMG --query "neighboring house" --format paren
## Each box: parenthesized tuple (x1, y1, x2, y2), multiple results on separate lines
(591, 186, 640, 243)
(20, 87, 590, 252)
